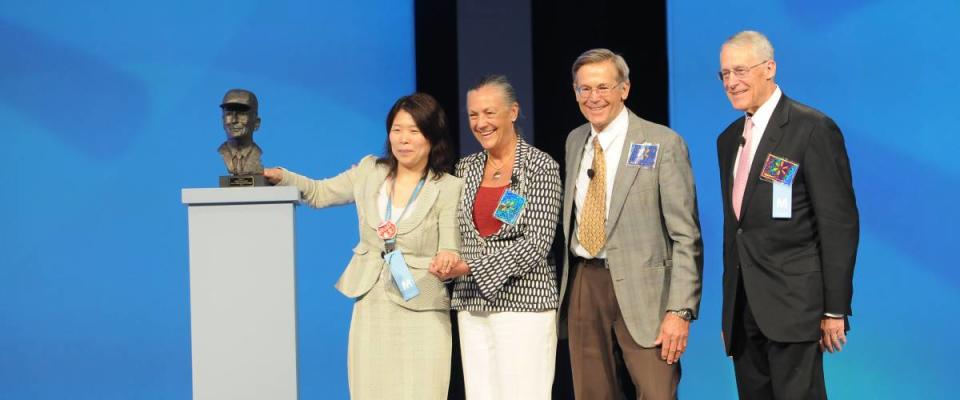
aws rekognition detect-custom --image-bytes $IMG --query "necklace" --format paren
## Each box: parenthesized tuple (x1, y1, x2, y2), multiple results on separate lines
(489, 157, 504, 180)
(487, 135, 517, 181)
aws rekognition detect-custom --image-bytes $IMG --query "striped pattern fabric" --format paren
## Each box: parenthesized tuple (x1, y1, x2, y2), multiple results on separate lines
(451, 138, 563, 312)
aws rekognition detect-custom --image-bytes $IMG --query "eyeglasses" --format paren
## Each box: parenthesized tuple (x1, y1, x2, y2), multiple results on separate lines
(575, 81, 622, 98)
(718, 60, 768, 81)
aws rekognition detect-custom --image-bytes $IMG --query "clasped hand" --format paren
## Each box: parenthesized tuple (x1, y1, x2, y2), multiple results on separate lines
(429, 251, 470, 281)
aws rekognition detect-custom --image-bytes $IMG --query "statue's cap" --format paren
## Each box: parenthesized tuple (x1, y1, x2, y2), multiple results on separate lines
(220, 89, 258, 111)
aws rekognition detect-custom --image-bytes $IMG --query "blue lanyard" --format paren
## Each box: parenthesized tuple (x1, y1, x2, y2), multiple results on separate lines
(384, 177, 426, 241)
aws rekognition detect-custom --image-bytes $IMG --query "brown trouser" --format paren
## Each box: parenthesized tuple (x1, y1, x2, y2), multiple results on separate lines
(568, 258, 679, 400)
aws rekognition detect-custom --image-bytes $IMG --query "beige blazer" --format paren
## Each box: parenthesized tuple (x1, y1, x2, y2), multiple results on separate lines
(560, 110, 703, 347)
(280, 155, 463, 311)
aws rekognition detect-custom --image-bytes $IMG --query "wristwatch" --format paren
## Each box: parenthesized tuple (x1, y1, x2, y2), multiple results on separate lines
(668, 308, 694, 321)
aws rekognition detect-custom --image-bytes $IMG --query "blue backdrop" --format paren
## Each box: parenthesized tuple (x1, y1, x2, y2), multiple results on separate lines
(0, 1, 414, 398)
(667, 1, 959, 399)
(4, 1, 959, 399)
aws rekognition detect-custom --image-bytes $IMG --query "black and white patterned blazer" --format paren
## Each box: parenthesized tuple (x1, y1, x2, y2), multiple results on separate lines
(451, 138, 563, 312)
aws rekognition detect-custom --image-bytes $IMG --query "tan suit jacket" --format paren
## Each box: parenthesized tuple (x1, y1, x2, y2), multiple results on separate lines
(281, 155, 463, 311)
(559, 110, 703, 347)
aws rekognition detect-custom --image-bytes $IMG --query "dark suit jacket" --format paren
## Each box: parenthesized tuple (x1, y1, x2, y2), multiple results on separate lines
(717, 94, 859, 354)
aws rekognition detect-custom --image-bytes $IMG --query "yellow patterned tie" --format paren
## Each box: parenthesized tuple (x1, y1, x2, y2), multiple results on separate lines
(579, 137, 606, 256)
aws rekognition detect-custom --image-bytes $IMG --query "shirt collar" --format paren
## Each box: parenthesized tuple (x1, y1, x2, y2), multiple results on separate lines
(747, 85, 781, 128)
(589, 106, 629, 150)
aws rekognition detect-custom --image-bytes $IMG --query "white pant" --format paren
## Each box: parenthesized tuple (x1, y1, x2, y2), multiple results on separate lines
(457, 310, 558, 400)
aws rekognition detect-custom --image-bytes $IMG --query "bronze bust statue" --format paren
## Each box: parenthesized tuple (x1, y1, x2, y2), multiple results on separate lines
(219, 89, 264, 176)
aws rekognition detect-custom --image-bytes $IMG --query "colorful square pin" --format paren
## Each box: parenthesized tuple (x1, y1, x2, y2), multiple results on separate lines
(759, 154, 800, 185)
(493, 189, 527, 225)
(627, 143, 660, 169)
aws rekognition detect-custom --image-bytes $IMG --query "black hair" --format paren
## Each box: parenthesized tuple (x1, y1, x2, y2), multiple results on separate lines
(377, 93, 454, 179)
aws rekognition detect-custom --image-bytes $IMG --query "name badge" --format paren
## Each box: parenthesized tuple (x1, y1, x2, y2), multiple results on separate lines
(493, 189, 527, 225)
(627, 143, 660, 169)
(772, 182, 792, 219)
(760, 154, 799, 219)
(759, 154, 799, 185)
(384, 250, 420, 301)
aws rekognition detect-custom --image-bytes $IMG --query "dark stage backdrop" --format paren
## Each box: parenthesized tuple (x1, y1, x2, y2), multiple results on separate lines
(424, 1, 960, 399)
(416, 1, 669, 398)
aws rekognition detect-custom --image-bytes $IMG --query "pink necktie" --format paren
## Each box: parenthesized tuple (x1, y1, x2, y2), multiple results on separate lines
(732, 117, 754, 220)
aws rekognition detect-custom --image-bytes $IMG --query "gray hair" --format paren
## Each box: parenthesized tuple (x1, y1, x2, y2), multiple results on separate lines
(571, 48, 631, 84)
(469, 74, 518, 106)
(723, 30, 775, 61)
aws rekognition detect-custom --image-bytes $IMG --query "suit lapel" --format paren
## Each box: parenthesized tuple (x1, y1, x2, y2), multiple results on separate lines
(511, 138, 529, 193)
(397, 174, 439, 234)
(461, 152, 486, 232)
(363, 163, 390, 230)
(496, 139, 529, 236)
(739, 96, 790, 222)
(606, 111, 645, 237)
(563, 128, 589, 241)
(720, 118, 745, 218)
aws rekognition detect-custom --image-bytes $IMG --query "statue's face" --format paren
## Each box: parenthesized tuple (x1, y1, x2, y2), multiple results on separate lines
(222, 105, 259, 140)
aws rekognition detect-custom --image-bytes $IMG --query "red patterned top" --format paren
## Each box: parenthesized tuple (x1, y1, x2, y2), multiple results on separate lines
(473, 184, 509, 237)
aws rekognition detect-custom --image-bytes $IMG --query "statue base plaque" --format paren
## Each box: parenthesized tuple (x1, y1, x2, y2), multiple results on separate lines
(220, 175, 268, 187)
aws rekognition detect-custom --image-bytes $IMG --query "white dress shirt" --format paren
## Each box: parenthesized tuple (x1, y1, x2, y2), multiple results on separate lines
(572, 107, 629, 259)
(732, 86, 782, 176)
(377, 179, 419, 223)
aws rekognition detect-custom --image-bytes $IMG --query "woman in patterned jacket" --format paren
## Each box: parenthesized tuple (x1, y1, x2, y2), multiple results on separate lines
(433, 75, 563, 399)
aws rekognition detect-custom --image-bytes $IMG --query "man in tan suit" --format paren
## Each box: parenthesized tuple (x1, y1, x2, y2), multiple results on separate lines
(559, 48, 703, 399)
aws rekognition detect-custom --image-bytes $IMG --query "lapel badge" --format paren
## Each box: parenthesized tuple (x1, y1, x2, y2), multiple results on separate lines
(759, 153, 800, 185)
(627, 142, 660, 169)
(493, 189, 527, 225)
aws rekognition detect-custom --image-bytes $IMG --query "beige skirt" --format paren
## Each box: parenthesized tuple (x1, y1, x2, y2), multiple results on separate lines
(347, 277, 452, 399)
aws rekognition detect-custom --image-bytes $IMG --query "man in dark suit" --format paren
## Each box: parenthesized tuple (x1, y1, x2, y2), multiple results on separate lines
(716, 31, 859, 399)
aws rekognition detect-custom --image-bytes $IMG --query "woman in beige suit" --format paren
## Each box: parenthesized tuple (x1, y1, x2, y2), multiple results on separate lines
(264, 93, 462, 399)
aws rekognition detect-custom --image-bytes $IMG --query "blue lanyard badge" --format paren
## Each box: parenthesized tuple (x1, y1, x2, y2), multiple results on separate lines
(379, 178, 425, 300)
(380, 178, 425, 252)
(493, 189, 527, 225)
(384, 250, 420, 301)
(772, 182, 792, 219)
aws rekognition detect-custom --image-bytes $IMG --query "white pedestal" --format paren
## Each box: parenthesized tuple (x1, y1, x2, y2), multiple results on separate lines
(182, 186, 300, 400)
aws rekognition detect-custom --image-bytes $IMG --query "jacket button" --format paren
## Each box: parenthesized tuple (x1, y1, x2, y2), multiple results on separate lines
(736, 228, 743, 234)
